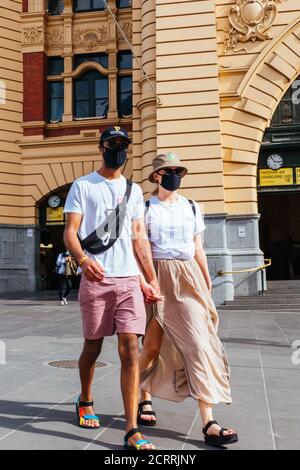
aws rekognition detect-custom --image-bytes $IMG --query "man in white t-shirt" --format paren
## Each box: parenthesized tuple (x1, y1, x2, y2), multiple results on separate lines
(64, 126, 160, 450)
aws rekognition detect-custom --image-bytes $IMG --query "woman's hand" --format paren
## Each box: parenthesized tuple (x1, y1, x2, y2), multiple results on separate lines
(81, 258, 105, 282)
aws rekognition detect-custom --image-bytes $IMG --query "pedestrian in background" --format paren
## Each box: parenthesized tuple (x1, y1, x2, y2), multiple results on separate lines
(56, 250, 73, 306)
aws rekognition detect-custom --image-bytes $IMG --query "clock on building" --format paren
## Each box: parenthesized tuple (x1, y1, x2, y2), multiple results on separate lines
(267, 154, 284, 170)
(48, 195, 61, 208)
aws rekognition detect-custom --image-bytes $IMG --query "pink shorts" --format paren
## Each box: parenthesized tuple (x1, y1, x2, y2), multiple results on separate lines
(78, 275, 146, 340)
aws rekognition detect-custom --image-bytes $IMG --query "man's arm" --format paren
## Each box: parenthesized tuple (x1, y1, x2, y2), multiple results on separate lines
(64, 213, 105, 282)
(132, 218, 160, 294)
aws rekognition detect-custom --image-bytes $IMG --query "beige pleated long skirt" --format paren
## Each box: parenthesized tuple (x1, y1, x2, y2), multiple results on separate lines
(140, 258, 232, 405)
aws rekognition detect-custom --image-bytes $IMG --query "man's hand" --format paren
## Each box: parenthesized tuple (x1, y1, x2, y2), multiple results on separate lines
(81, 258, 105, 282)
(149, 278, 160, 296)
(141, 278, 164, 304)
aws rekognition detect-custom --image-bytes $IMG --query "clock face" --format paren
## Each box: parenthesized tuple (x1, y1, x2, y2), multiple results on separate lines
(267, 154, 283, 170)
(48, 195, 61, 208)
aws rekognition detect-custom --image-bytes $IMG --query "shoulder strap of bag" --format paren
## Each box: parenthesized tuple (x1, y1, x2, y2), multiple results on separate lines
(79, 178, 133, 253)
(145, 199, 150, 215)
(188, 199, 196, 218)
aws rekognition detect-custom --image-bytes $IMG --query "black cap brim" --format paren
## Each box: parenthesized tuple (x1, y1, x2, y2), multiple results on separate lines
(100, 135, 132, 146)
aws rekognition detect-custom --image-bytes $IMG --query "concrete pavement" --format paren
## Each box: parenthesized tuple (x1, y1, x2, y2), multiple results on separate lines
(0, 291, 300, 450)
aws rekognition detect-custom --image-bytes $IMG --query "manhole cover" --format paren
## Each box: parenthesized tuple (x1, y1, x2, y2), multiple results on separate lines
(47, 360, 108, 369)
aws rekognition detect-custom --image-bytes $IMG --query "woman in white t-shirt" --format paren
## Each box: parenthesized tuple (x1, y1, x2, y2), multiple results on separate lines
(139, 153, 238, 447)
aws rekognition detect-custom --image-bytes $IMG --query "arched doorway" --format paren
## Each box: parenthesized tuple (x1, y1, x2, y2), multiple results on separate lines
(38, 185, 79, 290)
(258, 76, 300, 280)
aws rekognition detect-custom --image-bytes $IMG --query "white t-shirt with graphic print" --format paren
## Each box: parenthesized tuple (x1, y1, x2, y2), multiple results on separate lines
(64, 172, 144, 277)
(145, 195, 206, 260)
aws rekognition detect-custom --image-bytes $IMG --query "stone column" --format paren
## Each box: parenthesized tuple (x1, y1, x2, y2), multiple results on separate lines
(134, 0, 157, 195)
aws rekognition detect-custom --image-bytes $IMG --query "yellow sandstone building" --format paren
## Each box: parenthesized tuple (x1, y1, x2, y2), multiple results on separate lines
(1, 0, 300, 304)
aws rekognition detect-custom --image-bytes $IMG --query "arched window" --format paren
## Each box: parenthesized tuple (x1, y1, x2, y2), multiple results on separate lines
(48, 0, 64, 15)
(74, 0, 105, 12)
(271, 78, 300, 126)
(74, 70, 108, 118)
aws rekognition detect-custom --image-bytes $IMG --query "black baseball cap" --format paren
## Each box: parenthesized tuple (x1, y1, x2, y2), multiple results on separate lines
(99, 126, 131, 145)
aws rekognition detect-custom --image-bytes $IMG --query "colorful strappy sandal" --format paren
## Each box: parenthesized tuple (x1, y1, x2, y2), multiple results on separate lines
(137, 400, 157, 427)
(76, 395, 100, 429)
(203, 420, 238, 447)
(124, 428, 154, 450)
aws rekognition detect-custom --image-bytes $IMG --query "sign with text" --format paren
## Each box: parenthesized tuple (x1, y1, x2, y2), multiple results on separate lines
(46, 207, 64, 225)
(259, 168, 293, 186)
(296, 168, 300, 185)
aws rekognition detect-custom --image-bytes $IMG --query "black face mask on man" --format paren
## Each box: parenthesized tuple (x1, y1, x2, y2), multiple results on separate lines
(160, 173, 182, 191)
(102, 146, 127, 169)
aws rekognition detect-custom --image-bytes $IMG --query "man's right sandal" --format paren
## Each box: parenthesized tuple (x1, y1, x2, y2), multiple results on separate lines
(203, 420, 238, 447)
(124, 428, 154, 450)
(137, 400, 157, 427)
(76, 395, 100, 429)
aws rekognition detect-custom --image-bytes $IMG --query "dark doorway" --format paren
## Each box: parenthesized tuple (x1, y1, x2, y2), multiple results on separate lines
(39, 185, 80, 291)
(258, 191, 300, 280)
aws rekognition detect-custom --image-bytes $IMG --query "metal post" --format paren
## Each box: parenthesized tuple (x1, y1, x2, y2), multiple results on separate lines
(261, 269, 265, 295)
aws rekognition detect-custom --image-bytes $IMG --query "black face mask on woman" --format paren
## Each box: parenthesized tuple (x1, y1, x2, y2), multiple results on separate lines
(103, 148, 127, 169)
(160, 173, 182, 191)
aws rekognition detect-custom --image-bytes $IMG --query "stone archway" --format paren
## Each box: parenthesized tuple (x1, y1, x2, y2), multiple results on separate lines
(223, 16, 300, 166)
(219, 16, 300, 297)
(221, 16, 300, 217)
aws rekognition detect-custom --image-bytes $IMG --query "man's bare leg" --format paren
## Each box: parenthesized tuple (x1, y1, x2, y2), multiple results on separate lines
(78, 338, 103, 428)
(118, 333, 155, 449)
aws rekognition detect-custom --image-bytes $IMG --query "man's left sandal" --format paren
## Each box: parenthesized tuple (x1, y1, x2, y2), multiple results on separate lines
(76, 396, 100, 429)
(123, 428, 154, 450)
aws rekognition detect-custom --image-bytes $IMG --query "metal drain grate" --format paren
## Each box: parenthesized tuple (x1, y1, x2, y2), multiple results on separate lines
(47, 360, 108, 369)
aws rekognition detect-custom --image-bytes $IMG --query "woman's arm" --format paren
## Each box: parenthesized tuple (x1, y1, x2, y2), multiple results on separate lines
(194, 234, 212, 292)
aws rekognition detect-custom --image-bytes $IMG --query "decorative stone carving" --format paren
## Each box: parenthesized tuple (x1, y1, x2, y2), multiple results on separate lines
(23, 26, 45, 44)
(117, 23, 132, 41)
(46, 28, 64, 46)
(73, 26, 108, 51)
(224, 0, 284, 53)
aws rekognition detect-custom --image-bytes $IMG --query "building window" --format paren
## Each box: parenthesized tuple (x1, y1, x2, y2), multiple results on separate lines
(48, 0, 64, 15)
(73, 53, 108, 70)
(118, 76, 132, 117)
(117, 51, 132, 117)
(74, 0, 105, 12)
(74, 70, 108, 118)
(271, 81, 300, 126)
(48, 57, 64, 76)
(118, 51, 132, 70)
(117, 0, 132, 8)
(48, 82, 64, 122)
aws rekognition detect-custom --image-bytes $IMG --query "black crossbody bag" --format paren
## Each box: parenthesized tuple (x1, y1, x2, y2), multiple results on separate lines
(79, 179, 133, 255)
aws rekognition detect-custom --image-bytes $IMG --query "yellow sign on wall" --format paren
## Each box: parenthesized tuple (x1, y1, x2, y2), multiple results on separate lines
(259, 168, 294, 186)
(296, 168, 300, 185)
(46, 207, 64, 225)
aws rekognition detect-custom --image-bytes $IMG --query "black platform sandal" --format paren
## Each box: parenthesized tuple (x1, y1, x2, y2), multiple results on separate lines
(137, 400, 157, 427)
(203, 420, 238, 447)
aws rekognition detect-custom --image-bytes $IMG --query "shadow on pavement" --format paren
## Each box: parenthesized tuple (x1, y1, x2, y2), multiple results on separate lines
(0, 400, 225, 450)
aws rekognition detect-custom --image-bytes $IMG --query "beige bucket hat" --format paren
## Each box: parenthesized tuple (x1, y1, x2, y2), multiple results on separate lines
(148, 152, 188, 183)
